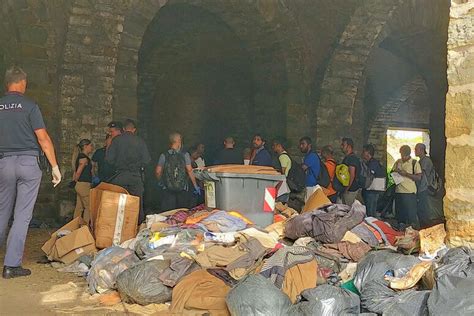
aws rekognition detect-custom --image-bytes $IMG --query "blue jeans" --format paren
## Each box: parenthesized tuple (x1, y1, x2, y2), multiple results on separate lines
(362, 190, 380, 217)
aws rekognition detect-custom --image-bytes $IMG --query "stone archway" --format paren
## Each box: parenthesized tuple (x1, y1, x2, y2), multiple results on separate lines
(112, 0, 310, 154)
(316, 0, 448, 155)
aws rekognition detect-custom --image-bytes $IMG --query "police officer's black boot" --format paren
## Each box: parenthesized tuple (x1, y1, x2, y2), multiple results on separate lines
(2, 266, 31, 279)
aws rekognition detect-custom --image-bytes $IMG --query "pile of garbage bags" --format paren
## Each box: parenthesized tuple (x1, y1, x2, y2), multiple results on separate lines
(61, 201, 473, 315)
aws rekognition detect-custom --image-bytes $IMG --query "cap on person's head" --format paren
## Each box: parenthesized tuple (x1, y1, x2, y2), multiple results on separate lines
(108, 121, 123, 129)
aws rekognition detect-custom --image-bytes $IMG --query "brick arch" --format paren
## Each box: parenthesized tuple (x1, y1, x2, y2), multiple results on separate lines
(316, 0, 447, 149)
(112, 0, 309, 147)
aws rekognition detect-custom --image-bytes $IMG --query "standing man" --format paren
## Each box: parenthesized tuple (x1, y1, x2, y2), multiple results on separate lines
(250, 134, 272, 167)
(321, 145, 338, 203)
(272, 137, 292, 176)
(156, 132, 200, 211)
(393, 145, 422, 229)
(341, 137, 361, 206)
(0, 66, 61, 279)
(91, 134, 114, 183)
(107, 121, 123, 139)
(414, 143, 443, 228)
(361, 144, 385, 217)
(299, 136, 321, 202)
(106, 119, 151, 223)
(194, 143, 206, 168)
(214, 137, 242, 165)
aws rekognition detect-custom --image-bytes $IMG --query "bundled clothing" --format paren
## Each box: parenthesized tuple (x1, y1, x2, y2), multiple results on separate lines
(260, 246, 318, 302)
(284, 201, 366, 243)
(170, 269, 230, 315)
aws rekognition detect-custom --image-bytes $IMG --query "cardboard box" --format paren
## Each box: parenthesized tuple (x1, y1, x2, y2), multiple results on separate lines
(94, 190, 140, 249)
(41, 217, 97, 264)
(90, 183, 129, 231)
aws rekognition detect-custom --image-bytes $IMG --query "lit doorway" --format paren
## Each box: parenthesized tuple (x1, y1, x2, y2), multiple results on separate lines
(386, 128, 430, 169)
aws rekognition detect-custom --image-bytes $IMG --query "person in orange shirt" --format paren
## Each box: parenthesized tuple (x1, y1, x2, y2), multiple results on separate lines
(321, 145, 338, 203)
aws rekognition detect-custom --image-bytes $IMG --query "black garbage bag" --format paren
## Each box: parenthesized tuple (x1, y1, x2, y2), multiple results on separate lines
(428, 274, 474, 316)
(361, 280, 430, 316)
(116, 260, 172, 305)
(353, 250, 419, 292)
(289, 285, 360, 316)
(226, 274, 291, 316)
(435, 247, 473, 279)
(426, 247, 474, 315)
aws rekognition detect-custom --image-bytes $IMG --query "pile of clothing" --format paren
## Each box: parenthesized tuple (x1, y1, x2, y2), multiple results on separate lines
(52, 199, 472, 315)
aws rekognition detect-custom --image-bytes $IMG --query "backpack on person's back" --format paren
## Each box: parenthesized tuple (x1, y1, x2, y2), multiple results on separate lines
(278, 153, 306, 193)
(317, 158, 331, 188)
(162, 151, 188, 192)
(359, 159, 386, 190)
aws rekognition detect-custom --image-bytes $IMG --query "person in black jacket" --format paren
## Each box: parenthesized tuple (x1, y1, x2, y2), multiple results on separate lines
(214, 137, 242, 165)
(106, 119, 151, 223)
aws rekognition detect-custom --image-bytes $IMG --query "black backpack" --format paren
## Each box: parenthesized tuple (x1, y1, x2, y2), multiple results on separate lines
(162, 151, 188, 192)
(279, 153, 306, 193)
(318, 158, 331, 188)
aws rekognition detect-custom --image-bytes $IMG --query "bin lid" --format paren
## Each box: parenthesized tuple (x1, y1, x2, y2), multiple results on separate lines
(194, 169, 286, 182)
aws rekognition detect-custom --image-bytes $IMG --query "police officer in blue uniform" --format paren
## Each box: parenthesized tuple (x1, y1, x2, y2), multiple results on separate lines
(0, 66, 61, 279)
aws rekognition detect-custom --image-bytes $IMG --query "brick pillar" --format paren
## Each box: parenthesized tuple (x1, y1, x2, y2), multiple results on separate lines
(57, 0, 128, 216)
(444, 0, 474, 248)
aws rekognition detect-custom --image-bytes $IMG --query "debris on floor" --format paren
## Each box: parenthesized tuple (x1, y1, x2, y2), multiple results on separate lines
(39, 179, 473, 315)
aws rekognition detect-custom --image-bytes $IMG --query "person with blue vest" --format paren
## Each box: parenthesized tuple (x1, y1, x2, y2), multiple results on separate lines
(250, 134, 272, 167)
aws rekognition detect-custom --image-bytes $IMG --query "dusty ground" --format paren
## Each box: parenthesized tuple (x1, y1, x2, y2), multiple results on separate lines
(0, 228, 169, 315)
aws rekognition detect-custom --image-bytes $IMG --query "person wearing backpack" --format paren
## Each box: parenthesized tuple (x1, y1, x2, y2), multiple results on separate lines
(340, 137, 361, 206)
(392, 145, 422, 229)
(155, 132, 200, 211)
(321, 145, 338, 203)
(299, 136, 321, 202)
(415, 143, 444, 228)
(361, 144, 386, 217)
(272, 137, 292, 203)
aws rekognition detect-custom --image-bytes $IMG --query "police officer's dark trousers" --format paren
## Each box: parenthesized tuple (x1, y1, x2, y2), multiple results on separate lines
(0, 155, 42, 267)
(109, 170, 145, 223)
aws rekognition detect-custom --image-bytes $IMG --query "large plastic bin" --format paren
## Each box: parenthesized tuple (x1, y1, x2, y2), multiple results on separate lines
(194, 170, 286, 227)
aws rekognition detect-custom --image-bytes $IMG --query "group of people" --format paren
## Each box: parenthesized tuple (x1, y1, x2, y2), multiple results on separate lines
(248, 134, 443, 230)
(71, 125, 444, 233)
(0, 66, 443, 279)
